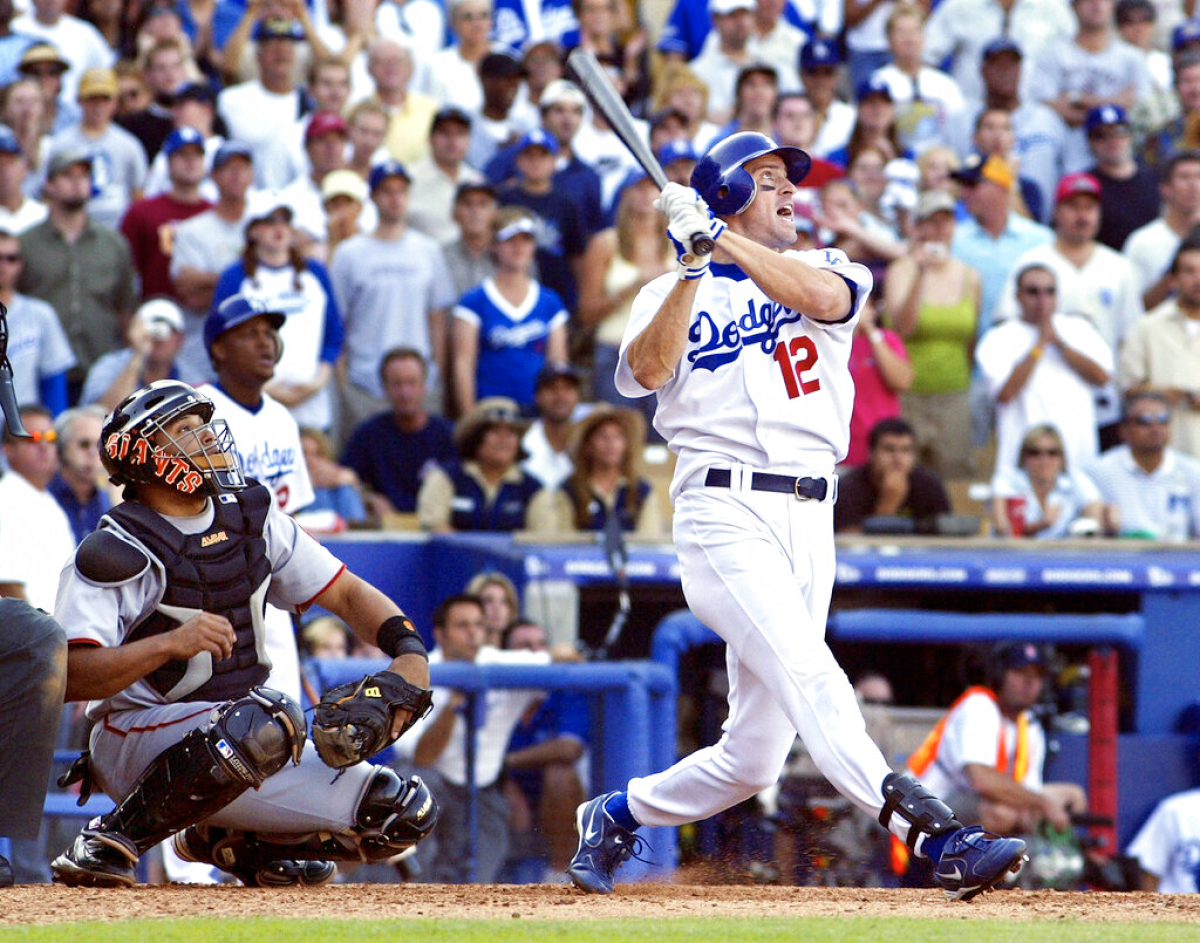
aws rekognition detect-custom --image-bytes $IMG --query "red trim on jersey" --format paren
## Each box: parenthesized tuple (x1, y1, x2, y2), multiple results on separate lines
(102, 707, 212, 737)
(300, 564, 347, 610)
(67, 638, 102, 647)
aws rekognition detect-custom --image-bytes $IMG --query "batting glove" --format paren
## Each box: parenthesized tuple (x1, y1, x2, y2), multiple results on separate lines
(667, 206, 726, 280)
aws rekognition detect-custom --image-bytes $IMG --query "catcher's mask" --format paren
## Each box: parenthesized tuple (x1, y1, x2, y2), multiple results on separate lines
(101, 380, 245, 496)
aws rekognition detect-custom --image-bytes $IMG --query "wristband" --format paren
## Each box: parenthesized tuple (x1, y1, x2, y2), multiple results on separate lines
(1029, 345, 1043, 361)
(377, 615, 428, 661)
(868, 329, 884, 344)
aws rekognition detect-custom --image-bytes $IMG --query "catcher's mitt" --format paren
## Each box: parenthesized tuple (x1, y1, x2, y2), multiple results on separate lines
(311, 671, 434, 769)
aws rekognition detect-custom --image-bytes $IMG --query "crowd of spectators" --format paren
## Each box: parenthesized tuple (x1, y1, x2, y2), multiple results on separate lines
(0, 0, 1195, 542)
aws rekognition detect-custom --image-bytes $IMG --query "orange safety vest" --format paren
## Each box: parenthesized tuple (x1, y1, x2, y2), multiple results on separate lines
(890, 686, 1030, 874)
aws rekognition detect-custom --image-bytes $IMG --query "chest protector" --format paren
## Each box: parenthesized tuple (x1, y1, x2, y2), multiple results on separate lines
(446, 462, 541, 532)
(109, 484, 274, 702)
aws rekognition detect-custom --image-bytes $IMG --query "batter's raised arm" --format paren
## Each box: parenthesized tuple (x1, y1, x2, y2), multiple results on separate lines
(715, 230, 853, 322)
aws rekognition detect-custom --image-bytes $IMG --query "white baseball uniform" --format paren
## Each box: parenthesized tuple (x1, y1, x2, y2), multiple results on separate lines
(1127, 788, 1200, 893)
(53, 496, 376, 834)
(200, 383, 315, 703)
(615, 250, 912, 842)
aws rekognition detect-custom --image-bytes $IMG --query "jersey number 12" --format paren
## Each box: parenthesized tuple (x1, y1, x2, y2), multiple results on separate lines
(772, 337, 820, 398)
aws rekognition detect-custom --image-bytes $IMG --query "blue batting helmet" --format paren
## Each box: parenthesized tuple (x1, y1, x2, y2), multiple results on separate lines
(204, 294, 286, 355)
(690, 132, 812, 217)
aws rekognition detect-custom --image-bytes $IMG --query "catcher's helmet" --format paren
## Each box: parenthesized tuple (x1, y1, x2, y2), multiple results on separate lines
(101, 380, 245, 495)
(690, 131, 812, 217)
(204, 293, 286, 356)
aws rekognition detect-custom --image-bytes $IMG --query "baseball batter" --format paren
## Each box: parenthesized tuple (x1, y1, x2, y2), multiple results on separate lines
(49, 381, 438, 888)
(566, 132, 1028, 901)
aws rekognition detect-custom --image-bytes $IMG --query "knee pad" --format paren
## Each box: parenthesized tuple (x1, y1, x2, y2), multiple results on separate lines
(879, 772, 963, 850)
(354, 768, 439, 860)
(209, 687, 307, 788)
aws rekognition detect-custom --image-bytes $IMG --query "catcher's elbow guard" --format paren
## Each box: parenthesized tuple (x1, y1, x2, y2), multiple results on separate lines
(355, 768, 439, 858)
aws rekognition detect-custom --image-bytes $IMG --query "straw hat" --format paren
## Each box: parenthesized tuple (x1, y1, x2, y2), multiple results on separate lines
(454, 396, 528, 458)
(567, 405, 646, 471)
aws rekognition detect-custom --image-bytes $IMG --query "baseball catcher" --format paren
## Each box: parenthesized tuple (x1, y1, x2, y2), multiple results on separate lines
(50, 380, 438, 887)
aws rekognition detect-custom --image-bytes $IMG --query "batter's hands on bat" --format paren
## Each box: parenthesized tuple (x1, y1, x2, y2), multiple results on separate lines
(656, 183, 726, 275)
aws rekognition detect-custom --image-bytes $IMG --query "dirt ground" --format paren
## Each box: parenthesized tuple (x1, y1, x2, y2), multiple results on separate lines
(3, 884, 1200, 925)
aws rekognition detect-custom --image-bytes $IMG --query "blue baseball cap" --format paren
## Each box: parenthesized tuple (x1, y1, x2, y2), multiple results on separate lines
(799, 36, 842, 70)
(252, 17, 305, 41)
(0, 126, 20, 156)
(982, 37, 1023, 59)
(855, 75, 893, 102)
(163, 126, 205, 156)
(516, 128, 559, 155)
(212, 139, 253, 170)
(368, 159, 411, 191)
(656, 139, 698, 166)
(204, 294, 286, 354)
(1174, 18, 1200, 51)
(1085, 103, 1129, 134)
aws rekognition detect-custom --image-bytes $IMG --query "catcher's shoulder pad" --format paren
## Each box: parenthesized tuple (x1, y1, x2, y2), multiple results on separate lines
(76, 530, 151, 587)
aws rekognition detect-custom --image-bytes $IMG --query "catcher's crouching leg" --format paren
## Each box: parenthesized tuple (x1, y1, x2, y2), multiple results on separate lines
(52, 688, 306, 888)
(175, 767, 439, 880)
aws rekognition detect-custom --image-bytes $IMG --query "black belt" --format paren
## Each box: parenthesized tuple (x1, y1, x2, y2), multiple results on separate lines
(704, 468, 830, 501)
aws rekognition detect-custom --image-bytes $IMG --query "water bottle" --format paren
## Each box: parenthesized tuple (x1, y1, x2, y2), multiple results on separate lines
(1165, 488, 1192, 543)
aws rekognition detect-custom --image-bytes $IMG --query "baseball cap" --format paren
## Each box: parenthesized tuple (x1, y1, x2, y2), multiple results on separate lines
(321, 168, 368, 204)
(1084, 103, 1129, 134)
(950, 152, 1013, 190)
(855, 75, 893, 102)
(135, 298, 185, 338)
(18, 43, 69, 75)
(915, 189, 956, 221)
(1173, 18, 1200, 51)
(45, 148, 93, 179)
(656, 139, 698, 166)
(0, 127, 21, 156)
(998, 641, 1045, 673)
(535, 360, 581, 390)
(204, 294, 287, 353)
(170, 81, 216, 106)
(710, 0, 754, 14)
(479, 50, 524, 79)
(495, 215, 538, 241)
(649, 107, 689, 134)
(454, 180, 497, 202)
(1055, 171, 1102, 204)
(78, 68, 118, 100)
(539, 79, 586, 111)
(244, 188, 293, 227)
(252, 17, 305, 41)
(368, 159, 411, 191)
(431, 106, 473, 133)
(516, 127, 559, 155)
(982, 37, 1023, 60)
(522, 36, 563, 59)
(212, 140, 253, 170)
(305, 111, 349, 142)
(163, 126, 205, 156)
(799, 36, 842, 69)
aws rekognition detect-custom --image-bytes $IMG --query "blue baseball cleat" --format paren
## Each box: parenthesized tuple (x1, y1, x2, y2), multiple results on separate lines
(566, 793, 646, 894)
(934, 825, 1028, 901)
